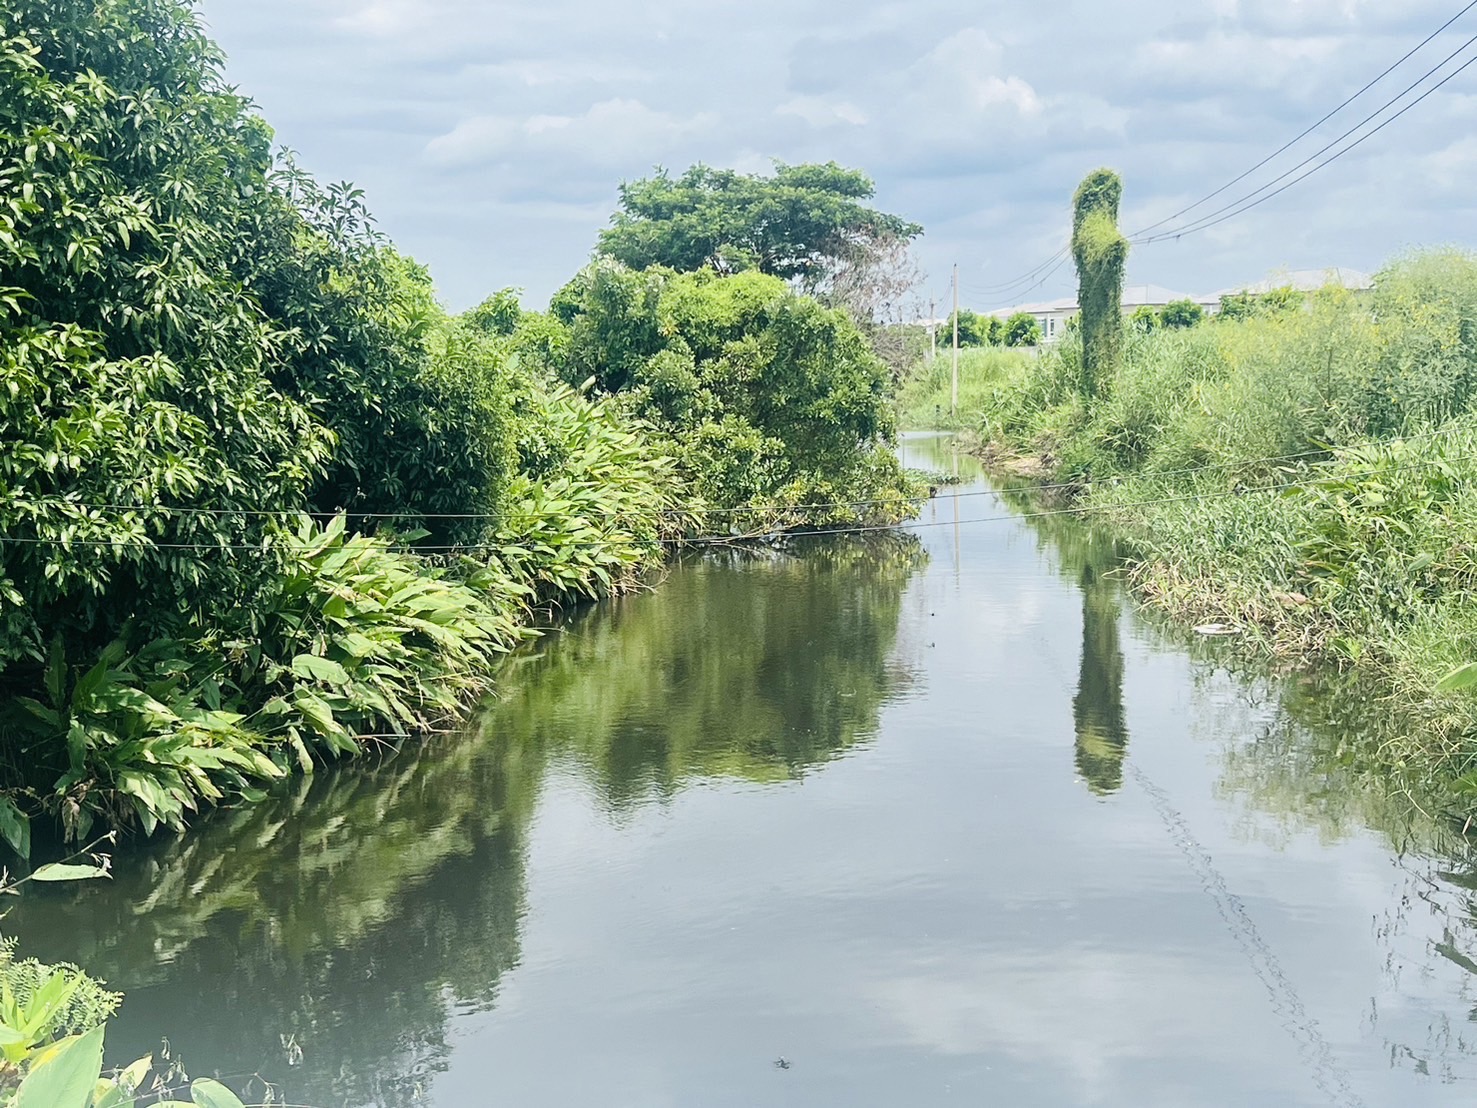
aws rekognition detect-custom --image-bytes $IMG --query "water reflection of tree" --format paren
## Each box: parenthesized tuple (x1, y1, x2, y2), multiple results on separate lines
(4, 532, 925, 1105)
(483, 532, 926, 803)
(997, 460, 1477, 1090)
(994, 481, 1131, 797)
(9, 727, 540, 1108)
(1203, 667, 1477, 1086)
(1074, 561, 1129, 795)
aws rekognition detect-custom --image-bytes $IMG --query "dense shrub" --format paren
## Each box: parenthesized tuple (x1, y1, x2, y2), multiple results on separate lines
(1003, 311, 1042, 348)
(548, 261, 921, 526)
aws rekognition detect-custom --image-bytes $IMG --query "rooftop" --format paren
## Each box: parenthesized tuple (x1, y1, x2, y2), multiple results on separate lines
(986, 266, 1374, 317)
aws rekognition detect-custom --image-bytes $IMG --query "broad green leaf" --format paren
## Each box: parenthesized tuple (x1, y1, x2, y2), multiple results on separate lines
(190, 1078, 247, 1108)
(0, 1023, 30, 1049)
(31, 862, 110, 882)
(0, 796, 31, 858)
(1437, 663, 1477, 693)
(16, 1025, 104, 1108)
(291, 654, 350, 685)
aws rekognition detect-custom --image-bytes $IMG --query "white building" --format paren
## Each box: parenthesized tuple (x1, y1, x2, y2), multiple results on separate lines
(1212, 267, 1374, 299)
(986, 268, 1375, 345)
(987, 284, 1217, 344)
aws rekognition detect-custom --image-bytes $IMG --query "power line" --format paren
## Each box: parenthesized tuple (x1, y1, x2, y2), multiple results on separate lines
(689, 451, 1474, 545)
(1, 451, 1467, 553)
(959, 244, 1071, 301)
(1134, 31, 1477, 245)
(0, 423, 1467, 527)
(1128, 0, 1477, 240)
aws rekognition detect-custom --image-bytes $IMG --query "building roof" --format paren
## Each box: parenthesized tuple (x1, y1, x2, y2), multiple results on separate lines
(986, 284, 1212, 318)
(1121, 284, 1216, 308)
(1212, 267, 1374, 298)
(984, 267, 1374, 319)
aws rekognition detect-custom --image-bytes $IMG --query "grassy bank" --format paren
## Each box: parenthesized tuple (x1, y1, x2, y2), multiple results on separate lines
(971, 250, 1477, 819)
(895, 347, 1035, 431)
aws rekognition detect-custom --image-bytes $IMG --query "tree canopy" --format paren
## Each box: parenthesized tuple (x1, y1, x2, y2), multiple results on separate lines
(1004, 312, 1042, 347)
(543, 261, 918, 518)
(596, 162, 922, 292)
(1158, 298, 1204, 329)
(946, 308, 1002, 347)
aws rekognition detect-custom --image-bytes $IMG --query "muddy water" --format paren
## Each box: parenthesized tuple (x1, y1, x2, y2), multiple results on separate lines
(17, 434, 1477, 1107)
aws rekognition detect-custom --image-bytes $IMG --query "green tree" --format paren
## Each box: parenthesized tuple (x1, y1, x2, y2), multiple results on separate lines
(596, 162, 922, 292)
(0, 0, 530, 843)
(0, 0, 332, 666)
(1260, 285, 1304, 315)
(466, 288, 526, 336)
(1217, 291, 1256, 320)
(551, 262, 916, 520)
(1158, 298, 1204, 329)
(1004, 312, 1042, 347)
(945, 308, 1002, 347)
(1128, 305, 1159, 334)
(1071, 169, 1129, 397)
(1218, 286, 1303, 321)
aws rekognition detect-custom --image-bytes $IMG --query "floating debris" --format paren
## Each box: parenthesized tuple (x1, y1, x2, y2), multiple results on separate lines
(1194, 623, 1241, 637)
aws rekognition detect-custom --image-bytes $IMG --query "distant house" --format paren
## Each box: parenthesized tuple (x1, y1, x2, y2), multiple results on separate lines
(983, 268, 1375, 345)
(986, 284, 1217, 345)
(1212, 267, 1374, 299)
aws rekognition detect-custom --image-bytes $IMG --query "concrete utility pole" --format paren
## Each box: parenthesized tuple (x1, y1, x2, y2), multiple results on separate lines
(928, 298, 936, 363)
(951, 264, 960, 415)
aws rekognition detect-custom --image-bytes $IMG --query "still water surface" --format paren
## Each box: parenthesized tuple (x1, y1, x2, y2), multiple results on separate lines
(20, 434, 1477, 1106)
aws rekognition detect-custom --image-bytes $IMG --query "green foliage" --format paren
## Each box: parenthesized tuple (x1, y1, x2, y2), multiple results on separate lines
(1158, 298, 1204, 329)
(0, 940, 117, 1073)
(6, 1024, 249, 1108)
(0, 0, 921, 851)
(3, 637, 285, 840)
(551, 262, 920, 526)
(1128, 305, 1158, 334)
(1003, 311, 1042, 348)
(1218, 285, 1303, 321)
(489, 382, 683, 603)
(977, 248, 1477, 819)
(465, 288, 525, 336)
(1070, 169, 1128, 398)
(944, 308, 1000, 347)
(596, 162, 921, 291)
(895, 347, 1037, 431)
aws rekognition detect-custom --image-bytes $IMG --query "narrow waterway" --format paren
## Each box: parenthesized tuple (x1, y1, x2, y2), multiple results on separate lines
(18, 434, 1477, 1107)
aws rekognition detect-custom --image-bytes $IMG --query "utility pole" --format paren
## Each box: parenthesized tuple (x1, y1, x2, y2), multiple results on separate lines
(928, 297, 936, 363)
(951, 264, 960, 416)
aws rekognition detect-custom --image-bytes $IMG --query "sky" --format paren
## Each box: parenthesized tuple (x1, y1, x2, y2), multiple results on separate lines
(195, 0, 1477, 313)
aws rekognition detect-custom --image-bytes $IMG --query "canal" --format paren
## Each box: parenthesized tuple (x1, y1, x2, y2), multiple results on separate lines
(16, 433, 1477, 1106)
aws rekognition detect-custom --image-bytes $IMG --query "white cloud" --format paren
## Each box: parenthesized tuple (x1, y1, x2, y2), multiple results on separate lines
(425, 99, 719, 171)
(199, 0, 1477, 309)
(777, 96, 869, 128)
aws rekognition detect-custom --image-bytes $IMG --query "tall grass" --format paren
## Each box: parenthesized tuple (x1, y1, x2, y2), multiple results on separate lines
(895, 347, 1035, 431)
(977, 250, 1477, 818)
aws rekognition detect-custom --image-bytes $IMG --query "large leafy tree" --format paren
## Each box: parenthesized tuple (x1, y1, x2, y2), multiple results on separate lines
(0, 0, 514, 668)
(0, 0, 333, 664)
(544, 261, 915, 519)
(596, 162, 922, 293)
